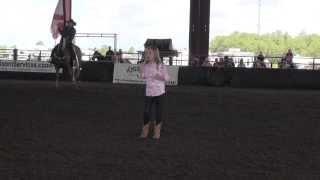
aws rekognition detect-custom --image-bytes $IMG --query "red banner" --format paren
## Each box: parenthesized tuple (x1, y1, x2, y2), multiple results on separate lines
(50, 0, 72, 39)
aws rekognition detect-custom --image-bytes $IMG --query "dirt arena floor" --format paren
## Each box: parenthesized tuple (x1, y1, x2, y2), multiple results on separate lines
(0, 80, 319, 179)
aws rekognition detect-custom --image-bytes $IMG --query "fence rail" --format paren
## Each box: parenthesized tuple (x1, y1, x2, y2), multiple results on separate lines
(1, 48, 320, 70)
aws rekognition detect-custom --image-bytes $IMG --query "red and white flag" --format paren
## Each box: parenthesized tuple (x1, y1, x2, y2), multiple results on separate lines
(50, 0, 72, 39)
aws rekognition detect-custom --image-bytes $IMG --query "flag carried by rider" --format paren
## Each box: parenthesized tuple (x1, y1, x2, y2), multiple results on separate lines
(51, 0, 72, 39)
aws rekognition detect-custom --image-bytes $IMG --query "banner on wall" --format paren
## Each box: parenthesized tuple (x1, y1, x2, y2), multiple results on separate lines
(113, 63, 179, 86)
(0, 60, 57, 73)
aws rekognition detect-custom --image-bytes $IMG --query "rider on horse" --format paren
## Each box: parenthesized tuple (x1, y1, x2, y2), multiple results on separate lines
(50, 18, 81, 86)
(59, 19, 76, 56)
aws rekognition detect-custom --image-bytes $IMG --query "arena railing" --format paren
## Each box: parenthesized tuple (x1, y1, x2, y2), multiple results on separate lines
(1, 48, 320, 70)
(207, 55, 320, 70)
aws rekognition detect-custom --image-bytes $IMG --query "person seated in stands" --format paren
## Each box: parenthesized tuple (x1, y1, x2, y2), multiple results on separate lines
(283, 49, 295, 68)
(112, 49, 121, 63)
(214, 57, 225, 68)
(117, 49, 123, 63)
(279, 49, 295, 69)
(37, 51, 42, 61)
(117, 49, 130, 64)
(224, 56, 235, 68)
(190, 56, 200, 67)
(285, 49, 293, 64)
(237, 58, 246, 68)
(253, 51, 266, 68)
(279, 57, 288, 69)
(105, 46, 114, 61)
(257, 51, 264, 61)
(113, 50, 128, 64)
(111, 53, 119, 63)
(201, 57, 212, 67)
(230, 57, 235, 67)
(213, 58, 219, 68)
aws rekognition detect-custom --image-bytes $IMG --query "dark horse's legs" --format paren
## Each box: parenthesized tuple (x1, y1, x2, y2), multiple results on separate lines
(55, 67, 61, 88)
(51, 43, 81, 88)
(71, 46, 81, 85)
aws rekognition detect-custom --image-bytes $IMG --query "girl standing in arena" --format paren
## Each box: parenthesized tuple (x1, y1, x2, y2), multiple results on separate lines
(139, 46, 170, 139)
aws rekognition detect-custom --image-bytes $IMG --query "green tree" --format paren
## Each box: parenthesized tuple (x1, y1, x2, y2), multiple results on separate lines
(209, 31, 320, 57)
(0, 45, 8, 59)
(98, 45, 109, 55)
(36, 41, 44, 46)
(128, 46, 135, 53)
(0, 45, 7, 51)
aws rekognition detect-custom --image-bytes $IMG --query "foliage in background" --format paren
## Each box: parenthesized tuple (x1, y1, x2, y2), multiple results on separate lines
(210, 31, 320, 57)
(0, 45, 7, 51)
(0, 45, 9, 58)
(128, 46, 135, 53)
(97, 45, 109, 55)
(35, 41, 45, 46)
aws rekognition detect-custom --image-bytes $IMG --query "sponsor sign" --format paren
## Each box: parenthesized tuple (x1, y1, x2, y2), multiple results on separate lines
(113, 63, 179, 86)
(0, 60, 56, 73)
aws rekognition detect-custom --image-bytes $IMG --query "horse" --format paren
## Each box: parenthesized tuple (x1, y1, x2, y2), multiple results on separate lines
(91, 51, 106, 61)
(50, 44, 82, 88)
(91, 51, 131, 64)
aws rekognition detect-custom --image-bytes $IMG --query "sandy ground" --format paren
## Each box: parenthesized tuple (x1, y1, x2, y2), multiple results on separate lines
(0, 80, 319, 179)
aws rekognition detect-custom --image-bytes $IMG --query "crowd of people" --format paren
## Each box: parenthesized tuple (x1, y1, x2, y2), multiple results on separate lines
(91, 46, 127, 63)
(90, 47, 296, 68)
(52, 18, 296, 70)
(189, 49, 296, 69)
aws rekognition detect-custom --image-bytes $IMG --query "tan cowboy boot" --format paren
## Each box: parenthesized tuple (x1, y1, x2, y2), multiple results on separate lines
(152, 123, 162, 139)
(140, 123, 150, 138)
